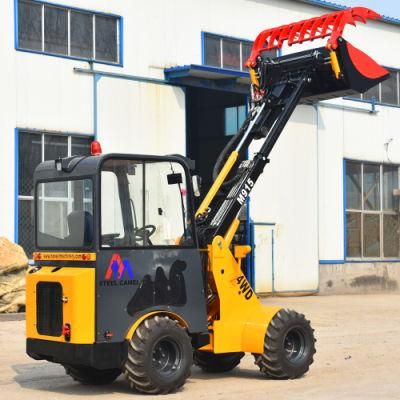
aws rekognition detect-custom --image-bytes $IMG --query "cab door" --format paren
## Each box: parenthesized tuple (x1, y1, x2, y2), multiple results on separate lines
(96, 156, 208, 343)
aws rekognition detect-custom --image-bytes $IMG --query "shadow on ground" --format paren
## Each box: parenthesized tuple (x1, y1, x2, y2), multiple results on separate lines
(13, 362, 133, 396)
(12, 361, 272, 396)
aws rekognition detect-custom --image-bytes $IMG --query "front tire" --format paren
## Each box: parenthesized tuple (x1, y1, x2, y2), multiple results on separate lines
(63, 364, 121, 385)
(194, 351, 244, 373)
(254, 309, 316, 379)
(123, 315, 192, 394)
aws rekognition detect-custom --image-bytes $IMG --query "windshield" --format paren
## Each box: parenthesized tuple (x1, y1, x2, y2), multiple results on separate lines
(101, 158, 194, 247)
(36, 179, 93, 248)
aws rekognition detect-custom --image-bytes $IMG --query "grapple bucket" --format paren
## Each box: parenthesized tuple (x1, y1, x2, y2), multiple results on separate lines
(247, 7, 389, 103)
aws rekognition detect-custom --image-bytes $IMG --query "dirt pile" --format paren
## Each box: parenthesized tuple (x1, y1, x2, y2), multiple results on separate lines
(0, 237, 28, 313)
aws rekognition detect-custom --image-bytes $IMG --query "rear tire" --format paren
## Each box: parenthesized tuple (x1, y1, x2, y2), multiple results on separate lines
(63, 364, 121, 385)
(194, 351, 244, 373)
(123, 315, 192, 394)
(254, 309, 316, 379)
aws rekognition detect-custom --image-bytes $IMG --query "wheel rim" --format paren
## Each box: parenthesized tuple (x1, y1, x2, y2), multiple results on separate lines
(151, 337, 182, 376)
(283, 327, 307, 364)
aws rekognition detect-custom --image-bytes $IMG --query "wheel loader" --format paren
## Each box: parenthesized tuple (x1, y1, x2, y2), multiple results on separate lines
(26, 7, 389, 394)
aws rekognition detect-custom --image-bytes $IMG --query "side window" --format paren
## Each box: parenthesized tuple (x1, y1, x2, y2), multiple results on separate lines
(44, 5, 68, 55)
(101, 170, 125, 244)
(17, 0, 121, 64)
(95, 15, 118, 62)
(18, 0, 42, 51)
(353, 69, 399, 106)
(203, 33, 277, 71)
(144, 162, 191, 246)
(345, 160, 400, 259)
(70, 11, 93, 58)
(380, 71, 398, 105)
(101, 159, 194, 248)
(37, 179, 93, 248)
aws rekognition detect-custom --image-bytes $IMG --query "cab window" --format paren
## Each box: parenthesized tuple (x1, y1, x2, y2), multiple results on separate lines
(36, 179, 93, 248)
(101, 159, 194, 247)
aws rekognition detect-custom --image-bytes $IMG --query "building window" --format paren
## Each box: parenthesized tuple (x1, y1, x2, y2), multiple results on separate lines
(224, 105, 247, 135)
(349, 69, 400, 107)
(345, 160, 400, 259)
(17, 0, 121, 64)
(18, 131, 93, 257)
(203, 33, 277, 71)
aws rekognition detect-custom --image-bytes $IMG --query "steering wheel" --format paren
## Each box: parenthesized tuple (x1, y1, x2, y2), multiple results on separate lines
(133, 225, 157, 241)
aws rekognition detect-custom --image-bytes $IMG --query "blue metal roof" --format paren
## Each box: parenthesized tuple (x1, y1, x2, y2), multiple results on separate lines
(293, 0, 400, 26)
(164, 64, 249, 79)
(164, 64, 250, 94)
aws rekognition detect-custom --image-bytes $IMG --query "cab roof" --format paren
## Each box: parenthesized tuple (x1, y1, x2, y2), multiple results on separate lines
(34, 153, 194, 182)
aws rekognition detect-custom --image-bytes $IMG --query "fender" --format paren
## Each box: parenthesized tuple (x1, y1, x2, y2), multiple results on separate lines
(125, 311, 189, 340)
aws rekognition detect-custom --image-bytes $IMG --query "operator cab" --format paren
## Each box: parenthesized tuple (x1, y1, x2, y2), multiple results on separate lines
(35, 153, 197, 252)
(32, 150, 208, 345)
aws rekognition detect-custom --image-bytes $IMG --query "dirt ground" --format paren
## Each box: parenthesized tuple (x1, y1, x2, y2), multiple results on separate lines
(1, 294, 399, 400)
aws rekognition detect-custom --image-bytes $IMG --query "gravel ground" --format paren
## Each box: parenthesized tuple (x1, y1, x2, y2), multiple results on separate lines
(1, 294, 399, 400)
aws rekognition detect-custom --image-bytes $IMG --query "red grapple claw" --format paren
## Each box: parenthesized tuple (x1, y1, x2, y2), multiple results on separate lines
(246, 7, 381, 68)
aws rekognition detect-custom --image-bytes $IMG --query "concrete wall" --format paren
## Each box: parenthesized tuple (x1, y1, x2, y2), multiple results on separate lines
(320, 263, 400, 294)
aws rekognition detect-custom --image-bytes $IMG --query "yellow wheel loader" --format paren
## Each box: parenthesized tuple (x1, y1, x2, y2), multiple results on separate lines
(26, 7, 389, 394)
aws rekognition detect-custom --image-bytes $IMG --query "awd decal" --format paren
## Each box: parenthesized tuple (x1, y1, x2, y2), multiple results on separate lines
(236, 275, 254, 300)
(236, 178, 254, 206)
(100, 254, 138, 287)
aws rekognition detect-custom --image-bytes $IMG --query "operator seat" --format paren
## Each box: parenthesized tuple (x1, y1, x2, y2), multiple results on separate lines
(67, 210, 93, 247)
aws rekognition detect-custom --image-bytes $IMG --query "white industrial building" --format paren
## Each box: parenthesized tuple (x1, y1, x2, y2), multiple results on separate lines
(1, 0, 400, 294)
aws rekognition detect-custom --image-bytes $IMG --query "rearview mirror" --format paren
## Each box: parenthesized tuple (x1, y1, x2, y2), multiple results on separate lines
(192, 175, 201, 197)
(167, 173, 183, 185)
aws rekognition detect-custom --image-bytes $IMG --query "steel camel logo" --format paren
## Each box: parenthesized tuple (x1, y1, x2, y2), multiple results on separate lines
(100, 254, 138, 287)
(105, 253, 134, 280)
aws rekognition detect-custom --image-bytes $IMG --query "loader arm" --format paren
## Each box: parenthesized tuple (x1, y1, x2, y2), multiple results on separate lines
(195, 7, 389, 246)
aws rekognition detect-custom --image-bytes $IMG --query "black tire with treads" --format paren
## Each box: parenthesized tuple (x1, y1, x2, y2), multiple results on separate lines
(123, 315, 192, 394)
(194, 351, 244, 373)
(63, 364, 121, 385)
(254, 309, 316, 379)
